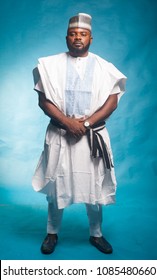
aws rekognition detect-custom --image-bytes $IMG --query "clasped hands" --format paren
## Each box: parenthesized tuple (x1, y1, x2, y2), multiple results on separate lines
(65, 116, 88, 139)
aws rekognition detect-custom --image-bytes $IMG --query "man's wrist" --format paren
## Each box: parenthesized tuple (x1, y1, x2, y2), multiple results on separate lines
(83, 120, 91, 129)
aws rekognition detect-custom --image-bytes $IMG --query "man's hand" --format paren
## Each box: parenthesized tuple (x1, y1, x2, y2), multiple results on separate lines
(65, 117, 87, 139)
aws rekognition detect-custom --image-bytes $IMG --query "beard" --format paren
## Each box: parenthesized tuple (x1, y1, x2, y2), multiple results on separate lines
(66, 40, 91, 56)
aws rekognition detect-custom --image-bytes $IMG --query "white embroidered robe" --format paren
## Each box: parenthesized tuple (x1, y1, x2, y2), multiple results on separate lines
(32, 52, 127, 209)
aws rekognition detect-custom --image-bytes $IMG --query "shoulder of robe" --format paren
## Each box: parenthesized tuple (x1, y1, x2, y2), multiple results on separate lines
(38, 52, 67, 66)
(89, 52, 126, 79)
(89, 52, 111, 72)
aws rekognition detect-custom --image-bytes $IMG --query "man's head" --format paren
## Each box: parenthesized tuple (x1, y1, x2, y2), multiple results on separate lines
(66, 13, 93, 57)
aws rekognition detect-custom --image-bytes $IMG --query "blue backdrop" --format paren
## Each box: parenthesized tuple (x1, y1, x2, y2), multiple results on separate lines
(0, 0, 157, 260)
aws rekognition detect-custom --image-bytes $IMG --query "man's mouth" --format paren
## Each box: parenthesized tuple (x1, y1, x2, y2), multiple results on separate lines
(73, 42, 83, 47)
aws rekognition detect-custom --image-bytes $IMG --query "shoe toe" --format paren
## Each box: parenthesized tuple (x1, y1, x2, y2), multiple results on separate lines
(89, 236, 113, 254)
(41, 234, 58, 254)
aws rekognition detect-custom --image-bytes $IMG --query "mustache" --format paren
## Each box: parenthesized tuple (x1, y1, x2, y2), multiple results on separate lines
(73, 41, 83, 45)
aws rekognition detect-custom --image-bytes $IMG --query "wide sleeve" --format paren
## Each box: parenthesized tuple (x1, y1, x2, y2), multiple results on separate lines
(32, 55, 66, 111)
(107, 62, 127, 101)
(32, 67, 45, 93)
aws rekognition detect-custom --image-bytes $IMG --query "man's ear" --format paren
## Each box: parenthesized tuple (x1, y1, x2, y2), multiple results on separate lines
(90, 36, 93, 44)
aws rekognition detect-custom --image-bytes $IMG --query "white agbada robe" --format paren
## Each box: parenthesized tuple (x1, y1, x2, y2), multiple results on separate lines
(32, 52, 127, 209)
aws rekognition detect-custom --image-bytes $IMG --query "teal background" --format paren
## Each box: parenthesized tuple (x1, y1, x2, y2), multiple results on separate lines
(0, 0, 157, 260)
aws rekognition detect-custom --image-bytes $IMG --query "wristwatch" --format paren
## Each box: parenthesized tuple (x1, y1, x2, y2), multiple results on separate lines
(84, 121, 90, 129)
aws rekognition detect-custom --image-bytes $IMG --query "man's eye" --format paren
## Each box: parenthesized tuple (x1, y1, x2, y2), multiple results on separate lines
(81, 33, 87, 36)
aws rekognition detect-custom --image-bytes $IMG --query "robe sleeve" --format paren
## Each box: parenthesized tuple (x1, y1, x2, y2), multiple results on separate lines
(33, 56, 64, 110)
(107, 62, 127, 101)
(32, 67, 45, 93)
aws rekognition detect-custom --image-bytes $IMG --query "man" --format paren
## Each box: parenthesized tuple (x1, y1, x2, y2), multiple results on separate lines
(32, 13, 126, 255)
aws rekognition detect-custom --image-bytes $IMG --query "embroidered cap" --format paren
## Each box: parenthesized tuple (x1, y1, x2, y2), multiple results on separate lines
(68, 13, 92, 31)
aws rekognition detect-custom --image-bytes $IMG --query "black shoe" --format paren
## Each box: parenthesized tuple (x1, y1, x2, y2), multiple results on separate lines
(89, 236, 113, 254)
(41, 234, 58, 254)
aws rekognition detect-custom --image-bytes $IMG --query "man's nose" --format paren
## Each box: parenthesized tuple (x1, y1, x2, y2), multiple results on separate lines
(74, 33, 81, 40)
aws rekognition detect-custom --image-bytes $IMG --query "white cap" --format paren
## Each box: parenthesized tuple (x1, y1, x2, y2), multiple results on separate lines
(68, 13, 92, 31)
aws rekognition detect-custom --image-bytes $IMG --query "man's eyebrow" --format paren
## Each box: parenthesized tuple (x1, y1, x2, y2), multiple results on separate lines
(68, 31, 90, 35)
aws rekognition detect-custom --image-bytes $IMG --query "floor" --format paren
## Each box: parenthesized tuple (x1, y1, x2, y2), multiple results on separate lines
(0, 183, 157, 260)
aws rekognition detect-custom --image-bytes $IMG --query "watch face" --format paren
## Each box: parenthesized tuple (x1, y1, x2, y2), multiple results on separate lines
(84, 121, 90, 128)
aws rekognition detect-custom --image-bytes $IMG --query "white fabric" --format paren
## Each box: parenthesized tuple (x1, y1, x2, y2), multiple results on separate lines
(47, 202, 103, 237)
(69, 55, 89, 80)
(47, 203, 63, 234)
(85, 204, 103, 237)
(32, 52, 127, 209)
(65, 54, 95, 117)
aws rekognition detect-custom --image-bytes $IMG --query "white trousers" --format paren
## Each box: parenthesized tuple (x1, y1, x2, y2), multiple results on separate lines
(47, 203, 103, 237)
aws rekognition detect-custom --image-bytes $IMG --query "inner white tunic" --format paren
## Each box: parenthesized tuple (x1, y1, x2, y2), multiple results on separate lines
(65, 54, 95, 117)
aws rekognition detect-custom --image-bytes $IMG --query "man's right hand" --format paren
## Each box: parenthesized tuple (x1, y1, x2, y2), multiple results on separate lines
(38, 92, 87, 139)
(64, 117, 87, 139)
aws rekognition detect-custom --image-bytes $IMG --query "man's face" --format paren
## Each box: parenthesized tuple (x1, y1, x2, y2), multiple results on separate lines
(66, 28, 92, 57)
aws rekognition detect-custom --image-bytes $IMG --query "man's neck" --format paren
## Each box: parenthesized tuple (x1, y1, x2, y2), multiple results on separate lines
(68, 51, 89, 58)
